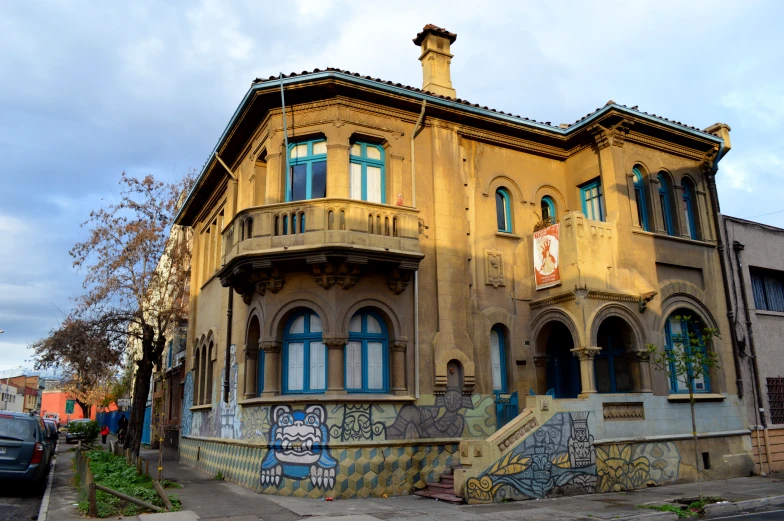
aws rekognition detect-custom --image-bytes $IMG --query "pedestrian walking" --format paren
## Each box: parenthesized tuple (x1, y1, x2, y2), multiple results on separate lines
(101, 424, 109, 444)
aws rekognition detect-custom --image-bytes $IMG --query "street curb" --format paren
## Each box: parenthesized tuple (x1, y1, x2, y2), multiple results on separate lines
(703, 495, 784, 516)
(622, 512, 678, 521)
(37, 456, 57, 521)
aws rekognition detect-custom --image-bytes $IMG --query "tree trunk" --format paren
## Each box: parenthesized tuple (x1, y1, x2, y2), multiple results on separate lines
(126, 357, 154, 456)
(77, 400, 91, 419)
(689, 387, 702, 500)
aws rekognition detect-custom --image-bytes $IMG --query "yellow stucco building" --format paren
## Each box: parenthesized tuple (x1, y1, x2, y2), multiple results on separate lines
(174, 26, 753, 501)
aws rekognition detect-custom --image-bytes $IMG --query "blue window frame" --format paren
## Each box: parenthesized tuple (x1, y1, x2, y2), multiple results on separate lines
(751, 268, 784, 312)
(633, 168, 649, 231)
(496, 188, 512, 232)
(287, 139, 327, 202)
(350, 143, 385, 204)
(282, 311, 326, 394)
(664, 315, 711, 393)
(490, 326, 507, 393)
(580, 179, 604, 221)
(346, 311, 388, 393)
(256, 351, 265, 395)
(682, 179, 697, 239)
(541, 196, 556, 223)
(658, 174, 674, 235)
(595, 323, 632, 393)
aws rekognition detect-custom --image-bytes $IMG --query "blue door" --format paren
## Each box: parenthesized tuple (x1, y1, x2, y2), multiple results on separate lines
(495, 391, 518, 429)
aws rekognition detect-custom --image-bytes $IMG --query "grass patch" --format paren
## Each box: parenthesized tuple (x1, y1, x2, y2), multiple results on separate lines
(77, 450, 181, 518)
(639, 504, 696, 518)
(214, 471, 224, 481)
(639, 497, 724, 519)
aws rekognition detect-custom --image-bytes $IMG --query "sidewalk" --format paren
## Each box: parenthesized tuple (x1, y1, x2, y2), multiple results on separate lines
(46, 443, 784, 521)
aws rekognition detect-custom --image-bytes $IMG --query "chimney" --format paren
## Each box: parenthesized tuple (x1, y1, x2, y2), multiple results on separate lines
(413, 24, 457, 98)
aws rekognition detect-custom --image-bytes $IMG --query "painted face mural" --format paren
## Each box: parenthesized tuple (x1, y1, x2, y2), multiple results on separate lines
(260, 405, 338, 490)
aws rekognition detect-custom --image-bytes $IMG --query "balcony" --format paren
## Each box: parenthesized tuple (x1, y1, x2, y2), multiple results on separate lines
(219, 199, 423, 302)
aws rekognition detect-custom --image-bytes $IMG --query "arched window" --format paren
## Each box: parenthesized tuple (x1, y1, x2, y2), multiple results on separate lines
(350, 143, 385, 204)
(193, 346, 201, 405)
(490, 325, 507, 393)
(541, 196, 556, 223)
(580, 178, 605, 221)
(346, 311, 388, 393)
(206, 342, 214, 403)
(287, 139, 327, 201)
(664, 313, 711, 393)
(283, 311, 326, 394)
(681, 178, 697, 240)
(495, 188, 512, 232)
(633, 168, 649, 231)
(595, 317, 633, 393)
(658, 174, 674, 235)
(199, 346, 207, 405)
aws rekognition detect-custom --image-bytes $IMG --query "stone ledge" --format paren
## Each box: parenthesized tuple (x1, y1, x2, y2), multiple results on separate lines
(189, 404, 213, 411)
(181, 434, 461, 449)
(238, 393, 416, 406)
(667, 393, 726, 402)
(632, 229, 716, 248)
(593, 429, 751, 445)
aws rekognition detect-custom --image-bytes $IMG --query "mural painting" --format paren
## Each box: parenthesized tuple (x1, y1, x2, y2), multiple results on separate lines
(260, 405, 338, 490)
(388, 385, 477, 439)
(465, 412, 597, 502)
(329, 404, 386, 441)
(595, 442, 681, 492)
(219, 345, 241, 439)
(181, 371, 193, 437)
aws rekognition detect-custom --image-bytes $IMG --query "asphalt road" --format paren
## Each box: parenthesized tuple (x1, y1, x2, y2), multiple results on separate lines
(0, 473, 44, 521)
(711, 508, 784, 520)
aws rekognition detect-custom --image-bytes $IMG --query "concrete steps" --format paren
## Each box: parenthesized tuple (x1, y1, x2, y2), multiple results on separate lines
(413, 469, 464, 504)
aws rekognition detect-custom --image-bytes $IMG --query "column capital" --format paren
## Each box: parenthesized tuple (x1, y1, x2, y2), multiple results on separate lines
(259, 341, 282, 353)
(322, 335, 348, 349)
(244, 345, 260, 360)
(533, 355, 550, 368)
(571, 346, 602, 361)
(391, 340, 408, 352)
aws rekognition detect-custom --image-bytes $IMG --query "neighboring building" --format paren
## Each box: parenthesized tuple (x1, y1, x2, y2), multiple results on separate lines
(722, 215, 784, 473)
(5, 375, 41, 413)
(174, 26, 752, 501)
(41, 389, 93, 423)
(159, 322, 188, 458)
(0, 382, 23, 413)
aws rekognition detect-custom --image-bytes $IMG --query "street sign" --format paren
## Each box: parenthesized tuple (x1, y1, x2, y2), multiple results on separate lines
(65, 399, 74, 414)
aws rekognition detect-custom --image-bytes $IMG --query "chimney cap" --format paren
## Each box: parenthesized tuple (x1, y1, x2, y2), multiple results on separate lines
(413, 24, 457, 46)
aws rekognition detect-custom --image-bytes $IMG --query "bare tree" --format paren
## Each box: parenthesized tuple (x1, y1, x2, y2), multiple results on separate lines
(31, 318, 121, 418)
(71, 172, 193, 455)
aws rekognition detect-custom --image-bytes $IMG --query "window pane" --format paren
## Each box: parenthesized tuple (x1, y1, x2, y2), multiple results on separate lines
(346, 341, 362, 389)
(288, 342, 304, 391)
(309, 341, 326, 390)
(366, 146, 381, 160)
(350, 163, 362, 200)
(291, 165, 307, 201)
(635, 189, 644, 227)
(765, 276, 784, 312)
(490, 330, 502, 391)
(366, 166, 382, 203)
(311, 161, 327, 199)
(751, 272, 767, 310)
(349, 314, 362, 333)
(541, 199, 550, 221)
(289, 315, 305, 335)
(682, 200, 692, 237)
(496, 192, 506, 231)
(312, 141, 327, 155)
(367, 342, 384, 390)
(366, 315, 382, 334)
(309, 313, 322, 333)
(595, 358, 612, 393)
(614, 356, 633, 392)
(350, 144, 361, 156)
(291, 144, 308, 159)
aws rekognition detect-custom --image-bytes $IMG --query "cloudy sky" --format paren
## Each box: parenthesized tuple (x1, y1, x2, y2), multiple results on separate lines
(0, 1, 782, 370)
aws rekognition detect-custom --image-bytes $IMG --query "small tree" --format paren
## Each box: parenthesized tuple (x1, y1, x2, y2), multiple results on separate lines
(646, 315, 720, 499)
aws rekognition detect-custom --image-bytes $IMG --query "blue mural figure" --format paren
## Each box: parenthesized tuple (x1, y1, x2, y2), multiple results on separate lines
(181, 372, 193, 437)
(260, 405, 338, 490)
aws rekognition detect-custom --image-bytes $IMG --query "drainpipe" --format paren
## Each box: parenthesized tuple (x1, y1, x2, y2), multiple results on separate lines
(280, 73, 290, 201)
(223, 288, 233, 403)
(707, 143, 744, 399)
(732, 241, 772, 473)
(411, 100, 426, 399)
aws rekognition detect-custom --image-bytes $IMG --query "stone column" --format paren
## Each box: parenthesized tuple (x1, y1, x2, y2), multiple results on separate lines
(322, 336, 348, 395)
(649, 177, 666, 234)
(571, 347, 601, 396)
(260, 341, 281, 397)
(243, 344, 260, 399)
(391, 340, 408, 394)
(326, 144, 350, 199)
(673, 185, 689, 239)
(533, 356, 550, 395)
(626, 173, 642, 230)
(629, 350, 653, 393)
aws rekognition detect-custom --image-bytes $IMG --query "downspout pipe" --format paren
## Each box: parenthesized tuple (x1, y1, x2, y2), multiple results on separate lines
(733, 240, 771, 472)
(411, 100, 426, 399)
(223, 288, 233, 403)
(280, 73, 290, 201)
(708, 143, 744, 398)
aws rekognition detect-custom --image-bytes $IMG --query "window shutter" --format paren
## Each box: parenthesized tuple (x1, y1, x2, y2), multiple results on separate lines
(350, 163, 362, 200)
(490, 330, 502, 391)
(288, 343, 304, 391)
(367, 341, 384, 390)
(367, 166, 382, 203)
(346, 341, 362, 389)
(310, 341, 326, 390)
(765, 274, 784, 312)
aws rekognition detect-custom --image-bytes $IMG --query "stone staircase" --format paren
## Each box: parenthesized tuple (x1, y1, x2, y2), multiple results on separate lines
(413, 468, 464, 504)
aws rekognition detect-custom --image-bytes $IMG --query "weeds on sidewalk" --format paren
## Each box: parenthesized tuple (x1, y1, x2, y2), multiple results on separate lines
(638, 497, 723, 518)
(76, 450, 181, 518)
(214, 471, 224, 480)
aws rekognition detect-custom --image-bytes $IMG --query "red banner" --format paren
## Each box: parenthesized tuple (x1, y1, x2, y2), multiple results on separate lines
(534, 223, 561, 290)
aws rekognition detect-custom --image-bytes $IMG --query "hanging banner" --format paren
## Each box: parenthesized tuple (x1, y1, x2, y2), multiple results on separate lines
(534, 223, 561, 290)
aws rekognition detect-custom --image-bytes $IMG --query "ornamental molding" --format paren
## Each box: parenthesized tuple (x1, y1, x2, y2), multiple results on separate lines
(391, 340, 408, 352)
(589, 119, 633, 150)
(259, 341, 281, 353)
(571, 346, 602, 361)
(484, 249, 505, 288)
(529, 292, 577, 310)
(322, 336, 349, 349)
(457, 127, 567, 159)
(625, 131, 706, 160)
(497, 417, 538, 452)
(244, 345, 260, 360)
(603, 402, 645, 421)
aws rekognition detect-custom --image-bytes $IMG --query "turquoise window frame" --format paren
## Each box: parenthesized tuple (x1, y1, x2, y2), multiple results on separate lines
(633, 168, 649, 231)
(541, 196, 556, 223)
(491, 325, 507, 393)
(282, 310, 326, 394)
(658, 174, 674, 235)
(286, 139, 327, 202)
(496, 188, 512, 232)
(682, 180, 697, 239)
(580, 179, 605, 221)
(345, 311, 389, 393)
(664, 316, 711, 394)
(350, 143, 386, 204)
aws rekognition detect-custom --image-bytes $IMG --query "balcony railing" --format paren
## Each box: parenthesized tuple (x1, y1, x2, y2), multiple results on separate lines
(222, 198, 421, 265)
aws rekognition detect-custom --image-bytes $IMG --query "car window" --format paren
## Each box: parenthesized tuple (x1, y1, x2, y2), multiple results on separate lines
(0, 416, 35, 440)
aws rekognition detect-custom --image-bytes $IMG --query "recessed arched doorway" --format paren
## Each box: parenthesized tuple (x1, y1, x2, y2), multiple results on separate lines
(537, 321, 580, 399)
(595, 316, 634, 393)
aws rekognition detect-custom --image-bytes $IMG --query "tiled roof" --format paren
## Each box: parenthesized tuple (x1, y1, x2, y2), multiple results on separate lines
(251, 69, 716, 137)
(413, 24, 457, 45)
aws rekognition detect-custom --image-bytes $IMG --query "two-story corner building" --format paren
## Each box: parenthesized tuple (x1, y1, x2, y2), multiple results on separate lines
(174, 25, 753, 502)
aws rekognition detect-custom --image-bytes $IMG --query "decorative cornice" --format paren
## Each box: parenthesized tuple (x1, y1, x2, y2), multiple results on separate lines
(586, 290, 640, 303)
(457, 127, 567, 160)
(529, 292, 576, 310)
(603, 402, 645, 421)
(626, 131, 706, 160)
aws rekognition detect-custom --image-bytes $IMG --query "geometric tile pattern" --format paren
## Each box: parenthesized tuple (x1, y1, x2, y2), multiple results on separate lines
(181, 437, 458, 499)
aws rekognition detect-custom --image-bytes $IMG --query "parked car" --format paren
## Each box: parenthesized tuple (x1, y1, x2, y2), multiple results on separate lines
(0, 412, 54, 490)
(65, 418, 92, 444)
(42, 412, 60, 428)
(43, 419, 59, 451)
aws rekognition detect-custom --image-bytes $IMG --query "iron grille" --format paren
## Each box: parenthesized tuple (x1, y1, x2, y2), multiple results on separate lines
(768, 377, 784, 425)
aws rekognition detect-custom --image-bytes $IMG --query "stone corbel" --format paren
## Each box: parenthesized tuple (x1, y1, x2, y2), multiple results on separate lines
(259, 341, 282, 353)
(391, 340, 408, 352)
(256, 268, 285, 296)
(639, 291, 657, 313)
(336, 261, 363, 290)
(387, 262, 418, 294)
(311, 262, 337, 289)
